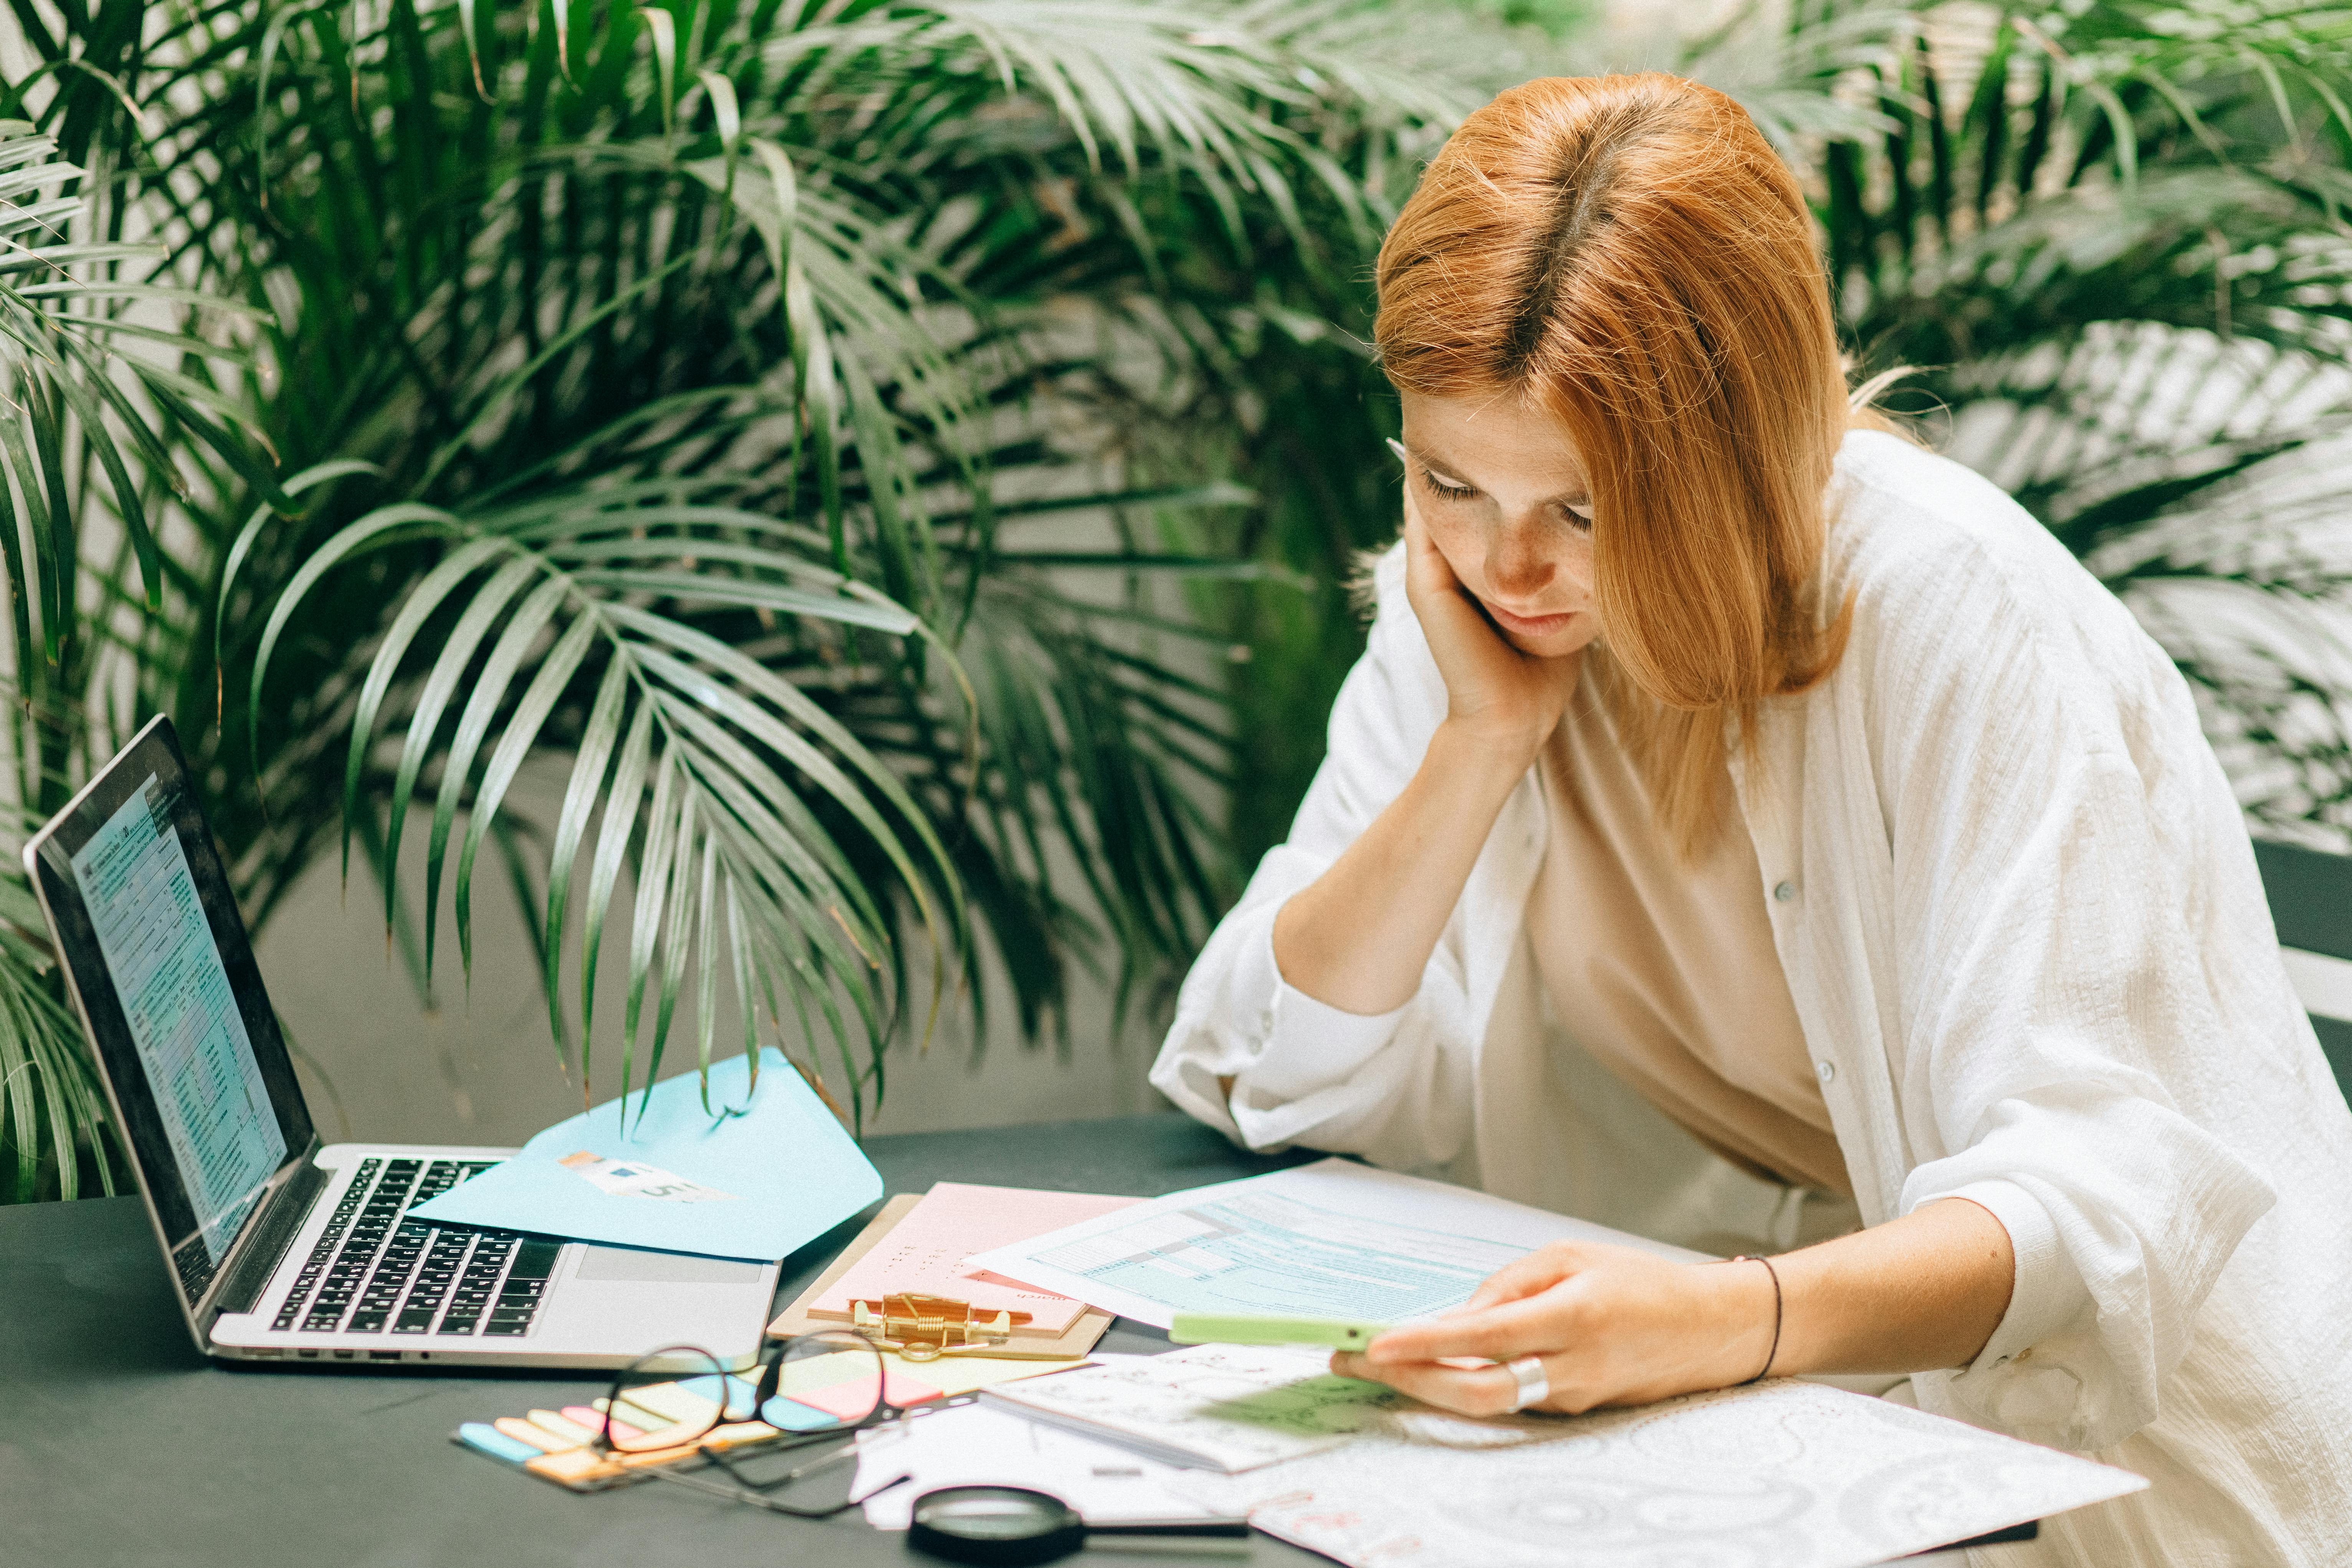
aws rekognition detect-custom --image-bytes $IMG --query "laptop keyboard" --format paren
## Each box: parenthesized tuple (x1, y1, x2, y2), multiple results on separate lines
(269, 1158, 559, 1339)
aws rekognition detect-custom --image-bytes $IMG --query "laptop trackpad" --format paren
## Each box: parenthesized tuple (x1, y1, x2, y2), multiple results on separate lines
(574, 1246, 763, 1285)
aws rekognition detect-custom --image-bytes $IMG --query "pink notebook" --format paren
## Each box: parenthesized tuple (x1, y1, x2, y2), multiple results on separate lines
(808, 1181, 1138, 1335)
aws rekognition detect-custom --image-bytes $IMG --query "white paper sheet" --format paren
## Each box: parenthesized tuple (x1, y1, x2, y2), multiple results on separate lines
(1168, 1378, 2147, 1568)
(851, 1404, 1242, 1529)
(966, 1157, 1704, 1329)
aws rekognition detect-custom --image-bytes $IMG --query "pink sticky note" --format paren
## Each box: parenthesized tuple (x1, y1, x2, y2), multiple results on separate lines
(778, 1366, 942, 1422)
(563, 1404, 640, 1442)
(814, 1182, 1139, 1332)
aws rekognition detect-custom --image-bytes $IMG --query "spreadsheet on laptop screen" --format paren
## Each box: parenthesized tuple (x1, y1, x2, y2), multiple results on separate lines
(69, 772, 285, 1267)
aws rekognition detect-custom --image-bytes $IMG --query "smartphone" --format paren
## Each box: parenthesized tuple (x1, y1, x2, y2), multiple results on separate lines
(1166, 1312, 1395, 1350)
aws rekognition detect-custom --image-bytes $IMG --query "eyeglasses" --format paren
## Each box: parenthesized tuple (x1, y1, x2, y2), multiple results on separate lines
(592, 1329, 931, 1517)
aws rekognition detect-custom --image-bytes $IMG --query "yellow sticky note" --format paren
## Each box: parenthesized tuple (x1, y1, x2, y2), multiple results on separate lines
(495, 1416, 576, 1454)
(527, 1409, 598, 1447)
(616, 1383, 722, 1428)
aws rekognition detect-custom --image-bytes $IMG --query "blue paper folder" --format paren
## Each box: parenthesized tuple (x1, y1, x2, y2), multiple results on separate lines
(410, 1049, 880, 1261)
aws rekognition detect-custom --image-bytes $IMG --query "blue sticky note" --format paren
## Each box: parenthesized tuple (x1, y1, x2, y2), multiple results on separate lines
(760, 1396, 847, 1433)
(676, 1373, 762, 1421)
(457, 1423, 545, 1466)
(410, 1049, 880, 1261)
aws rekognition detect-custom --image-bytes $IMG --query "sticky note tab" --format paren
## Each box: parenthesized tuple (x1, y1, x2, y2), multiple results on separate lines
(615, 1381, 721, 1429)
(760, 1395, 847, 1432)
(773, 1366, 941, 1423)
(564, 1404, 638, 1443)
(459, 1422, 547, 1466)
(494, 1416, 576, 1454)
(671, 1372, 761, 1422)
(527, 1409, 599, 1446)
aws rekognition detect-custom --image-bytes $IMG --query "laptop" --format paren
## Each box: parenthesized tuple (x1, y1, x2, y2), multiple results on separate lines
(23, 714, 781, 1368)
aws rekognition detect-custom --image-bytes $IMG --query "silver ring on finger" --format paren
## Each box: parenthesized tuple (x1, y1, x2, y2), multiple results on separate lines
(1505, 1354, 1549, 1412)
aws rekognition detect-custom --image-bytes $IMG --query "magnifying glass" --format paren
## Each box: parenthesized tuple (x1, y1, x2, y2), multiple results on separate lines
(907, 1485, 1251, 1565)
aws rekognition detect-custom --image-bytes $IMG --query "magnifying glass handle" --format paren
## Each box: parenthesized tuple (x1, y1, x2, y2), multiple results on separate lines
(1085, 1518, 1253, 1553)
(1082, 1537, 1252, 1558)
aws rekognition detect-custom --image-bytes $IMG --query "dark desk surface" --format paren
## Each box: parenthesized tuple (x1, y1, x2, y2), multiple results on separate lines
(1, 1114, 1330, 1568)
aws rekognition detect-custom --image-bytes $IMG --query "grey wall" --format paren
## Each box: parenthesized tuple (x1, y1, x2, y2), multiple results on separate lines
(251, 784, 1176, 1150)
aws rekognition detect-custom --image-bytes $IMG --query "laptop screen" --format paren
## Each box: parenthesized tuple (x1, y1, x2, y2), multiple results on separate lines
(26, 717, 313, 1307)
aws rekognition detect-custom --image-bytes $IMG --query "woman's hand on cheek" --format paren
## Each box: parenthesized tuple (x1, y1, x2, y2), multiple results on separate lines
(1402, 491, 1576, 762)
(1328, 1241, 1776, 1418)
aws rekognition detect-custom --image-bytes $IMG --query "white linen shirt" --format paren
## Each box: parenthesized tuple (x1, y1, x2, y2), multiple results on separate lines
(1151, 430, 2352, 1564)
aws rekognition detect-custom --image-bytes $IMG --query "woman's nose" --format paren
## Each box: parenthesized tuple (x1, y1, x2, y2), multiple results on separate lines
(1485, 520, 1555, 600)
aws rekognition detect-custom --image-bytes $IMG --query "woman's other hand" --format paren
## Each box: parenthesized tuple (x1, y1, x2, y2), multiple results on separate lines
(1403, 484, 1578, 765)
(1331, 1239, 1775, 1416)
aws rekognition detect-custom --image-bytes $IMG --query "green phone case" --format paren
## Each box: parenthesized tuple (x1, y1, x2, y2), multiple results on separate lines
(1166, 1312, 1394, 1350)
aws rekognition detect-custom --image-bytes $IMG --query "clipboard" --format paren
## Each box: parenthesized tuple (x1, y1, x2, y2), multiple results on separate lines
(769, 1195, 1113, 1359)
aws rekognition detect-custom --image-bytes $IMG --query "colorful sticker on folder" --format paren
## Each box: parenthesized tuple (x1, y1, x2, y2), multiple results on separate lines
(557, 1150, 740, 1202)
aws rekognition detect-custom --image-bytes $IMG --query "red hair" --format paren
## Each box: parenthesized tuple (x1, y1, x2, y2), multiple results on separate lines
(1375, 73, 1853, 849)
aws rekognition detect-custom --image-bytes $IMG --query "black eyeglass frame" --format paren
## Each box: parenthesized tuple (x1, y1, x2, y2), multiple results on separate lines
(593, 1329, 944, 1518)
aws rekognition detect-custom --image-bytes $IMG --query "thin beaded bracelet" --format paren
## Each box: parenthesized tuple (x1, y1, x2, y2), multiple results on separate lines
(1724, 1254, 1784, 1385)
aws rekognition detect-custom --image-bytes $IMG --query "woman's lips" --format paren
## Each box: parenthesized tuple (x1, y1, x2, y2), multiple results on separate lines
(1483, 600, 1577, 638)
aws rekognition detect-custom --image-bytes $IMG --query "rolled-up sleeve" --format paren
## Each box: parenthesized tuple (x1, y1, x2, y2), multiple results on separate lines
(1150, 881, 1411, 1143)
(1238, 924, 1411, 1101)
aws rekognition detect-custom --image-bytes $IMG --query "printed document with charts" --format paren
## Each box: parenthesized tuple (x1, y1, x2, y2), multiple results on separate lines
(965, 1157, 1705, 1330)
(964, 1161, 1703, 1335)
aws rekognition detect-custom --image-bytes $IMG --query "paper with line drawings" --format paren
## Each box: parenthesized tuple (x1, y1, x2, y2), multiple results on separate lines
(1169, 1377, 2147, 1568)
(967, 1158, 1704, 1330)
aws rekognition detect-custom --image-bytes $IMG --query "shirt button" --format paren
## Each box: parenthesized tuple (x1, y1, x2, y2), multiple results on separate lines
(1772, 881, 1797, 902)
(1815, 1059, 1836, 1084)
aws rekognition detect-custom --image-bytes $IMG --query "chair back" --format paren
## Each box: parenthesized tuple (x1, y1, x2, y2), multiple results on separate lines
(2252, 839, 2352, 1106)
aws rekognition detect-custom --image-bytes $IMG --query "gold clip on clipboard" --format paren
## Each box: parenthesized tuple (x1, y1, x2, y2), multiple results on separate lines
(848, 1292, 1032, 1360)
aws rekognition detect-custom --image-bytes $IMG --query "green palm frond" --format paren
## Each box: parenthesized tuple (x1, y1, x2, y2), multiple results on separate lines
(1738, 1, 2352, 845)
(0, 801, 117, 1203)
(241, 464, 969, 1126)
(0, 120, 282, 1195)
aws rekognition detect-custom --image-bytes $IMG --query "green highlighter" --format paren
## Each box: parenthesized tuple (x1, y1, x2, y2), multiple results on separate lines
(1166, 1312, 1395, 1350)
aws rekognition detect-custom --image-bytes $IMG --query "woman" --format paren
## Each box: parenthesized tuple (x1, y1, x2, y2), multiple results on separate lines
(1150, 73, 2352, 1561)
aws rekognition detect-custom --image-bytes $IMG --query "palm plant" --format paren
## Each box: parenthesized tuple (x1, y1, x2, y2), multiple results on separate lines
(14, 0, 2352, 1205)
(0, 119, 293, 1198)
(1769, 0, 2352, 845)
(0, 0, 1513, 1198)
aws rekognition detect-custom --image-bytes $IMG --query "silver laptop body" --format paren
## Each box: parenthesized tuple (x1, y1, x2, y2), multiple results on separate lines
(23, 714, 779, 1370)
